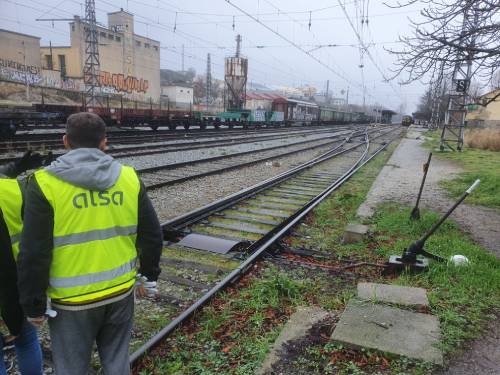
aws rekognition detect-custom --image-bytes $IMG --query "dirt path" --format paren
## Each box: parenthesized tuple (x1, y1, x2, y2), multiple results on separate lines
(357, 126, 500, 257)
(357, 126, 500, 375)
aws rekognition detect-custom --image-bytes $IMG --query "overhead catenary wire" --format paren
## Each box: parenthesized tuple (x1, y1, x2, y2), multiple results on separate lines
(224, 0, 377, 102)
(337, 0, 402, 100)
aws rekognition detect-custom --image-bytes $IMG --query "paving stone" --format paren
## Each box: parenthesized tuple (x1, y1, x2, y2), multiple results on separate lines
(256, 306, 331, 375)
(343, 223, 370, 244)
(331, 299, 443, 364)
(357, 282, 429, 307)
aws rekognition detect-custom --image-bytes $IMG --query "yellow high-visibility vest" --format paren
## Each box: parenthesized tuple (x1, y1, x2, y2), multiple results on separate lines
(34, 166, 140, 305)
(0, 178, 23, 260)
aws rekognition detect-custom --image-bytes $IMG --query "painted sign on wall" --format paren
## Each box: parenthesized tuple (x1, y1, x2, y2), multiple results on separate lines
(97, 71, 149, 94)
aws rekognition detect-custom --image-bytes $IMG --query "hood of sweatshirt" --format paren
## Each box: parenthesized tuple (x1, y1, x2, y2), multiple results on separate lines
(45, 148, 122, 191)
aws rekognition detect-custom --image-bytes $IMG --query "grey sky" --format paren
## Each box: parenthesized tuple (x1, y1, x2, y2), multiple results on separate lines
(1, 0, 426, 112)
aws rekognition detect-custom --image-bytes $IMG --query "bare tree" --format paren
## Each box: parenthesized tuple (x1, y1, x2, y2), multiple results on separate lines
(386, 0, 500, 105)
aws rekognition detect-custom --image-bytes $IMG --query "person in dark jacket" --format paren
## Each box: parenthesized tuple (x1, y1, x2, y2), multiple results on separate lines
(1, 152, 45, 375)
(17, 113, 163, 375)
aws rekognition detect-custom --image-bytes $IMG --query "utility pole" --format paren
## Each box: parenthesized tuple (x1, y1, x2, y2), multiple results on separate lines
(440, 7, 478, 151)
(83, 0, 102, 109)
(430, 65, 444, 129)
(206, 53, 212, 112)
(325, 80, 330, 103)
(181, 44, 185, 72)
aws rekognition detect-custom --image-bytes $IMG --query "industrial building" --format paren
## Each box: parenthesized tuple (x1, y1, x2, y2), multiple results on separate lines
(0, 9, 160, 104)
(160, 85, 194, 110)
(40, 9, 160, 102)
(0, 29, 43, 86)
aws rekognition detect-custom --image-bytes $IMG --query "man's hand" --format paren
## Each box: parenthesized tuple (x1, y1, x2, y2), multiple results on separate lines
(135, 275, 158, 298)
(15, 151, 44, 175)
(27, 316, 46, 329)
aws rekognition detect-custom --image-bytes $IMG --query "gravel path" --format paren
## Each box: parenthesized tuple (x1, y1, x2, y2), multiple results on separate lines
(356, 125, 500, 375)
(357, 126, 500, 257)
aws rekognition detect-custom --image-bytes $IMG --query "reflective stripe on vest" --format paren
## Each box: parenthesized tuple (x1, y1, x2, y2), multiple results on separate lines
(0, 178, 23, 260)
(35, 165, 140, 305)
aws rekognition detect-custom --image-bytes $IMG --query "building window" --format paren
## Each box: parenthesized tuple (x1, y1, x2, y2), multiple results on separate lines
(45, 55, 53, 70)
(71, 24, 75, 32)
(144, 43, 150, 48)
(100, 31, 106, 38)
(136, 40, 141, 47)
(115, 36, 121, 42)
(108, 33, 114, 40)
(153, 45, 158, 51)
(58, 55, 66, 78)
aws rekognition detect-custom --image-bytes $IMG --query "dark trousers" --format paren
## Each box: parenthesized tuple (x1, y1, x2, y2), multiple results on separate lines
(48, 293, 134, 375)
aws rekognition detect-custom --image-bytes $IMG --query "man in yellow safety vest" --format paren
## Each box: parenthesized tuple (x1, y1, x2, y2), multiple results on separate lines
(17, 113, 163, 375)
(1, 151, 45, 375)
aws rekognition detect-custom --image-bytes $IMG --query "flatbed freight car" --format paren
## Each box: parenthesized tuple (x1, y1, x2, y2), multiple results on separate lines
(0, 97, 377, 137)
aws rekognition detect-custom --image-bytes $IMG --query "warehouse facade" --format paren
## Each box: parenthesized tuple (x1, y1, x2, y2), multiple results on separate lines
(40, 9, 160, 102)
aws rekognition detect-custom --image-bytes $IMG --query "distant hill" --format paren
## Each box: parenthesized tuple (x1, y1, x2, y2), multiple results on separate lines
(160, 69, 196, 86)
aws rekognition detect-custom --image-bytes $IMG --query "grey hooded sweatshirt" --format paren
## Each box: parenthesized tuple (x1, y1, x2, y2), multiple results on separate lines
(17, 148, 163, 317)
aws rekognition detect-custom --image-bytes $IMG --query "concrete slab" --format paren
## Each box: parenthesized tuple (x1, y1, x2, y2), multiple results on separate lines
(331, 300, 443, 364)
(343, 223, 370, 244)
(256, 306, 330, 375)
(357, 282, 429, 307)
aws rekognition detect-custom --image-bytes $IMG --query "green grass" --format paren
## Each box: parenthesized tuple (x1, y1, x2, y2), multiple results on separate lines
(138, 268, 310, 375)
(371, 203, 500, 355)
(137, 135, 499, 374)
(423, 131, 500, 208)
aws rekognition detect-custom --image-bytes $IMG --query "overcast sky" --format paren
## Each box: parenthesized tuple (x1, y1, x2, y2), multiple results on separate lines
(1, 0, 427, 112)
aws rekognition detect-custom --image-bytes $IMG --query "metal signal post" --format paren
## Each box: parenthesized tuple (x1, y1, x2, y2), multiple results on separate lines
(440, 8, 478, 151)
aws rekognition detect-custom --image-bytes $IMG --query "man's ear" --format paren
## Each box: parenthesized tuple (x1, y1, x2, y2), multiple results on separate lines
(63, 135, 71, 150)
(99, 138, 108, 151)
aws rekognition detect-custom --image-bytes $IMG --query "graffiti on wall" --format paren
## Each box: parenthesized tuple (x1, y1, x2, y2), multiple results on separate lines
(0, 58, 40, 75)
(0, 58, 42, 85)
(97, 71, 149, 94)
(42, 74, 83, 91)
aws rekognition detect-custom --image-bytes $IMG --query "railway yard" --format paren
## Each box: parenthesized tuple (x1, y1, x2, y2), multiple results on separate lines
(1, 121, 498, 375)
(1, 0, 500, 372)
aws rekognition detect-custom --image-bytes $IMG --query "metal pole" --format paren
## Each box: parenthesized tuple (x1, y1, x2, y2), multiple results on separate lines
(410, 152, 432, 220)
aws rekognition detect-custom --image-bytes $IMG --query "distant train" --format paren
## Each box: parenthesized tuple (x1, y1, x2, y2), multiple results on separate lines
(402, 115, 414, 126)
(0, 96, 376, 137)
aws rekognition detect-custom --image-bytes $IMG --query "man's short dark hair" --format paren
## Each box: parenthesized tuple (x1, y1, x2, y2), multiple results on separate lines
(66, 112, 106, 149)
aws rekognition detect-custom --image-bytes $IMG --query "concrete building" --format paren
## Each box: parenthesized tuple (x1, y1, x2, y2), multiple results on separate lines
(0, 29, 42, 86)
(40, 9, 160, 102)
(161, 85, 194, 110)
(467, 89, 500, 127)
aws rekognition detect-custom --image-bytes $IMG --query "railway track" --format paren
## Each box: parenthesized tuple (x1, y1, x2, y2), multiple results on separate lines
(129, 125, 401, 369)
(136, 129, 354, 189)
(0, 127, 351, 164)
(0, 124, 357, 154)
(3, 125, 400, 374)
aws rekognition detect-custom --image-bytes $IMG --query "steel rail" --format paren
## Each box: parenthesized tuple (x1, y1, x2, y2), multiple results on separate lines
(130, 126, 400, 365)
(143, 137, 349, 190)
(136, 130, 354, 174)
(0, 127, 351, 163)
(161, 127, 395, 229)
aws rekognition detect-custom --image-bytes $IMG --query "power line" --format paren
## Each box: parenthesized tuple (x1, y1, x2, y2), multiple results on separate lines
(224, 0, 372, 100)
(337, 0, 402, 102)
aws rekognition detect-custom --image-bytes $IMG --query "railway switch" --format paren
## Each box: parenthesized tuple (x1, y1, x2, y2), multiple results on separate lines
(385, 179, 480, 274)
